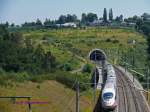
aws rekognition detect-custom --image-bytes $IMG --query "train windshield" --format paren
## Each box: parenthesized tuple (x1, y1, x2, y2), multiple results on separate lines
(103, 92, 113, 100)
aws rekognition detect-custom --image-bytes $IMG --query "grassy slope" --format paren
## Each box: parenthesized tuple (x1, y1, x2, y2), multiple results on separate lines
(23, 27, 146, 68)
(23, 27, 145, 53)
(0, 80, 94, 112)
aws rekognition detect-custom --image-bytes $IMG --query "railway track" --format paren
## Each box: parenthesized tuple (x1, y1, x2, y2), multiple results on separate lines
(93, 67, 150, 112)
(115, 68, 150, 112)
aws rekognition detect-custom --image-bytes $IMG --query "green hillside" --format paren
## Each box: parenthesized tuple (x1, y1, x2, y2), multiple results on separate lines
(0, 27, 148, 111)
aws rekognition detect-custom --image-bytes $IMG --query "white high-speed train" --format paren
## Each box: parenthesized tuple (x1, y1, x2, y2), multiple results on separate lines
(101, 82, 117, 110)
(101, 64, 117, 110)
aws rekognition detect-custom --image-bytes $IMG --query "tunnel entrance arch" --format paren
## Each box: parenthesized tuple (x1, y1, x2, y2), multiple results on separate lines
(89, 49, 107, 62)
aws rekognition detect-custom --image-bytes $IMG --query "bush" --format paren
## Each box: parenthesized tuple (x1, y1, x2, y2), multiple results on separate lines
(55, 71, 90, 91)
(86, 42, 92, 46)
(106, 38, 111, 42)
(63, 63, 72, 71)
(0, 77, 7, 86)
(13, 72, 30, 82)
(29, 75, 44, 83)
(112, 39, 119, 43)
(36, 85, 41, 89)
(64, 43, 73, 48)
(82, 64, 92, 73)
(0, 68, 6, 75)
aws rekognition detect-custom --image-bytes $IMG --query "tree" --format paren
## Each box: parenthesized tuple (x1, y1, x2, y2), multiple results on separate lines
(119, 15, 123, 22)
(5, 22, 9, 28)
(103, 8, 107, 22)
(66, 14, 77, 22)
(143, 25, 150, 59)
(44, 18, 52, 26)
(109, 8, 113, 21)
(81, 13, 98, 24)
(43, 51, 56, 72)
(115, 16, 120, 22)
(10, 32, 23, 45)
(133, 15, 138, 21)
(36, 19, 42, 26)
(147, 34, 150, 57)
(86, 13, 98, 22)
(138, 22, 150, 58)
(115, 15, 123, 22)
(141, 13, 150, 21)
(81, 13, 87, 24)
(0, 25, 57, 73)
(11, 23, 15, 27)
(57, 15, 67, 24)
(0, 24, 10, 40)
(72, 14, 78, 22)
(141, 24, 150, 36)
(135, 18, 143, 30)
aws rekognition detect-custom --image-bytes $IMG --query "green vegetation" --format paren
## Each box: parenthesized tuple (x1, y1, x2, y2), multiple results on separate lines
(82, 64, 92, 73)
(0, 24, 147, 87)
(21, 27, 147, 85)
(103, 8, 107, 22)
(0, 22, 150, 111)
(0, 25, 56, 73)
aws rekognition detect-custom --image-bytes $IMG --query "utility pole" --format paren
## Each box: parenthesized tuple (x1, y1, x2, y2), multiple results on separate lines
(147, 68, 149, 101)
(131, 43, 135, 82)
(117, 48, 119, 65)
(0, 96, 32, 112)
(94, 51, 97, 105)
(94, 69, 96, 103)
(125, 53, 127, 72)
(28, 97, 32, 112)
(133, 74, 135, 82)
(76, 82, 80, 112)
(132, 47, 135, 68)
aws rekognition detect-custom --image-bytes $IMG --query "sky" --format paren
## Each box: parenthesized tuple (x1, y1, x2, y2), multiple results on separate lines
(0, 0, 150, 25)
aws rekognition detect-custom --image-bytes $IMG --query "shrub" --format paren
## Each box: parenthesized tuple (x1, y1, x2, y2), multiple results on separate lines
(86, 42, 92, 46)
(29, 75, 43, 83)
(63, 63, 72, 71)
(112, 39, 119, 43)
(36, 85, 41, 89)
(55, 71, 90, 91)
(14, 72, 30, 82)
(82, 64, 92, 73)
(106, 38, 111, 42)
(64, 43, 73, 48)
(0, 68, 6, 75)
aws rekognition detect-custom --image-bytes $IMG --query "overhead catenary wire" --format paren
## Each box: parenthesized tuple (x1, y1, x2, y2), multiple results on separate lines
(62, 94, 76, 112)
(54, 79, 78, 109)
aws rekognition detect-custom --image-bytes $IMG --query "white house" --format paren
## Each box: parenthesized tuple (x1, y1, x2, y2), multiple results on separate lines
(62, 22, 77, 28)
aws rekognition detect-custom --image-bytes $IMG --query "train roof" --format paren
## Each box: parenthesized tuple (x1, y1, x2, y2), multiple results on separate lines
(104, 82, 115, 89)
(102, 87, 116, 95)
(107, 67, 115, 70)
(106, 78, 116, 83)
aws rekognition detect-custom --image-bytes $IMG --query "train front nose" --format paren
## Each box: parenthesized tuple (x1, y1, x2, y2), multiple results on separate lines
(103, 100, 117, 109)
(104, 100, 113, 106)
